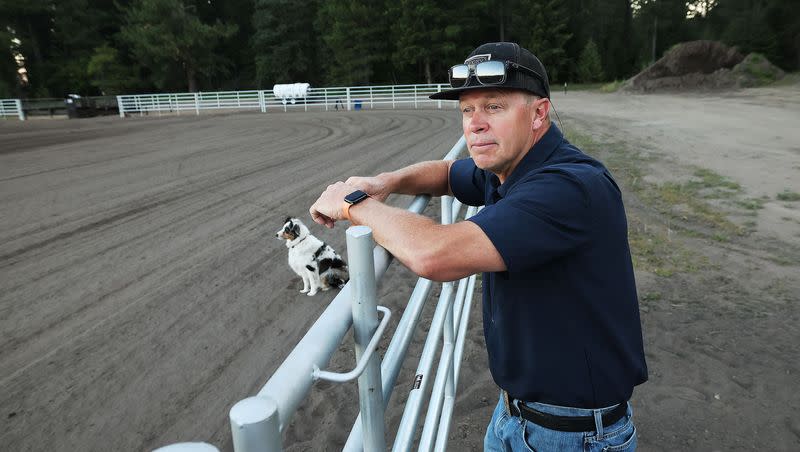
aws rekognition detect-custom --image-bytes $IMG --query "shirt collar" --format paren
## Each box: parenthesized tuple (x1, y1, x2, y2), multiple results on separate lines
(495, 123, 564, 197)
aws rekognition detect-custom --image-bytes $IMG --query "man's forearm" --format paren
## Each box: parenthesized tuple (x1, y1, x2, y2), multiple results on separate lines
(347, 198, 444, 277)
(380, 160, 453, 197)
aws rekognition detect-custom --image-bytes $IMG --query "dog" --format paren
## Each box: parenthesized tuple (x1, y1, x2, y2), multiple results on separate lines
(276, 217, 349, 296)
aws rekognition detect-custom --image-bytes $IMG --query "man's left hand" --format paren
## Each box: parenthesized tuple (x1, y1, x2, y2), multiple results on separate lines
(309, 181, 359, 228)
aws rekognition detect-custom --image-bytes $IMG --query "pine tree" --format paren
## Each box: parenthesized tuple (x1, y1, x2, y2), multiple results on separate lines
(510, 0, 573, 83)
(316, 0, 389, 85)
(577, 39, 604, 82)
(86, 44, 140, 95)
(252, 0, 319, 88)
(119, 0, 237, 92)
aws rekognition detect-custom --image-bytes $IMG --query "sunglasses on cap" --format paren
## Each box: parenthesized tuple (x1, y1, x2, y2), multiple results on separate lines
(448, 60, 544, 88)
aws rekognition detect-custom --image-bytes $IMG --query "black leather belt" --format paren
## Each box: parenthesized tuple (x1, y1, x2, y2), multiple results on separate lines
(504, 392, 627, 433)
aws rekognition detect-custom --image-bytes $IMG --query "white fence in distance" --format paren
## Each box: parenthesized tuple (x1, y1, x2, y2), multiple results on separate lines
(0, 98, 24, 120)
(116, 84, 457, 117)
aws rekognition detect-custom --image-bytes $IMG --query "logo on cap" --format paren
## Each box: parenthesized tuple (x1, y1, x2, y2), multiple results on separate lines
(464, 54, 492, 70)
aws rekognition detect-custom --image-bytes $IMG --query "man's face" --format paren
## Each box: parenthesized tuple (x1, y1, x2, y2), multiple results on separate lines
(459, 89, 538, 182)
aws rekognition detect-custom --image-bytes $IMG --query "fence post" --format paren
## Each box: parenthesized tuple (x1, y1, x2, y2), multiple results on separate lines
(229, 396, 282, 452)
(194, 93, 200, 115)
(370, 86, 373, 109)
(15, 99, 25, 120)
(346, 226, 386, 452)
(414, 85, 418, 109)
(437, 84, 442, 109)
(346, 87, 352, 111)
(392, 86, 395, 109)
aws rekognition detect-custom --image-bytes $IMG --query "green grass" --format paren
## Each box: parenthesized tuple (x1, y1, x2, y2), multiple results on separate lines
(637, 169, 747, 238)
(777, 190, 800, 201)
(640, 292, 661, 302)
(600, 80, 623, 93)
(689, 168, 741, 191)
(735, 198, 766, 210)
(736, 53, 784, 85)
(770, 72, 800, 87)
(563, 129, 769, 276)
(567, 130, 712, 276)
(563, 82, 606, 92)
(627, 216, 706, 276)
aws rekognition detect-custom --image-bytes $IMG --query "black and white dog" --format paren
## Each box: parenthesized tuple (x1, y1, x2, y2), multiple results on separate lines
(276, 217, 349, 296)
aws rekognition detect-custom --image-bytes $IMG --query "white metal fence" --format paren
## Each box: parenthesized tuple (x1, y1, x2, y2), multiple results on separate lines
(157, 136, 479, 452)
(0, 98, 24, 120)
(117, 84, 456, 117)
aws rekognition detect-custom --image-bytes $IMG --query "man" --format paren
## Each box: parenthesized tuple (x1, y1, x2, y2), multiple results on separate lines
(310, 42, 647, 451)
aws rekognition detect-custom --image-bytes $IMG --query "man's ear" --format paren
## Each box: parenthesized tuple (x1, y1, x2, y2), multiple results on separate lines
(532, 99, 549, 130)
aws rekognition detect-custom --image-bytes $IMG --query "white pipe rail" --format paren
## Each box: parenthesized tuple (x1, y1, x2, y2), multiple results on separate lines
(0, 98, 25, 120)
(117, 84, 454, 117)
(346, 226, 387, 451)
(313, 306, 392, 383)
(157, 136, 473, 452)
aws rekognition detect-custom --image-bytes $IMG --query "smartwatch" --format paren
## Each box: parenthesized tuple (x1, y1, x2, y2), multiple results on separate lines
(342, 190, 369, 221)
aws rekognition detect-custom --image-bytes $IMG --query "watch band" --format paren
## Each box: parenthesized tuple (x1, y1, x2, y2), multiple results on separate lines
(343, 190, 369, 222)
(342, 200, 354, 221)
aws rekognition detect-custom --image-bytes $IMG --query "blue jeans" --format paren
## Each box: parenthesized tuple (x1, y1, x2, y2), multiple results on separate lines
(484, 393, 637, 451)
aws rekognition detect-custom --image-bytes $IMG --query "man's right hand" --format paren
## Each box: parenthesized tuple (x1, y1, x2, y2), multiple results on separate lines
(345, 175, 392, 202)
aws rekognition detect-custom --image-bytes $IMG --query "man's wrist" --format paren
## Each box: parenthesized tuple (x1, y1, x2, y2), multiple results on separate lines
(377, 172, 396, 194)
(345, 197, 375, 224)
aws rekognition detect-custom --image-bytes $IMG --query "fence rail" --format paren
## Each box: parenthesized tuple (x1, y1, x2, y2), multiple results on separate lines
(0, 98, 24, 120)
(117, 84, 456, 117)
(3, 84, 456, 121)
(157, 137, 476, 452)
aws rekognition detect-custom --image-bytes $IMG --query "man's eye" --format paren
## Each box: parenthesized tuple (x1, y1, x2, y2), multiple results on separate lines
(487, 104, 501, 110)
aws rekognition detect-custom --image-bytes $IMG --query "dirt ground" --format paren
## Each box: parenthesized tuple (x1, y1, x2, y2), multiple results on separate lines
(1, 83, 798, 451)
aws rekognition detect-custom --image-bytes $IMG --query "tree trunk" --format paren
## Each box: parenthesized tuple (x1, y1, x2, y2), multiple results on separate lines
(652, 15, 658, 63)
(499, 0, 505, 41)
(25, 19, 45, 91)
(187, 65, 198, 92)
(424, 57, 432, 84)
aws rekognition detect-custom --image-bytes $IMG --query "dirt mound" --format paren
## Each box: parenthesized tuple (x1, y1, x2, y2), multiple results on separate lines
(622, 40, 784, 93)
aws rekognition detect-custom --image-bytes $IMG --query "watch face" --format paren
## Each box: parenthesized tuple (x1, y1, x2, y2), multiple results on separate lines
(345, 190, 369, 204)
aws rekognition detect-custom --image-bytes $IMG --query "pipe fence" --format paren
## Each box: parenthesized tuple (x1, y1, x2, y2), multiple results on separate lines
(117, 84, 456, 117)
(157, 136, 480, 452)
(0, 98, 24, 120)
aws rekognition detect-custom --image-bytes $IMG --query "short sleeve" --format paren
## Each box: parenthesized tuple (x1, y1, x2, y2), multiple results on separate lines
(449, 158, 486, 206)
(467, 169, 592, 272)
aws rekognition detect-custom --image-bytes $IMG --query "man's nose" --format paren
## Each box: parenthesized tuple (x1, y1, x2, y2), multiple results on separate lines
(468, 111, 487, 133)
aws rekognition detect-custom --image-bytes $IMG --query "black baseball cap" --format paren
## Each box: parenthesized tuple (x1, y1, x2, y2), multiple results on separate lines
(430, 42, 550, 100)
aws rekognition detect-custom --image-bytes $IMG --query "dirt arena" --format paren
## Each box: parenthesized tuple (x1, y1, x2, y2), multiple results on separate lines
(1, 85, 798, 451)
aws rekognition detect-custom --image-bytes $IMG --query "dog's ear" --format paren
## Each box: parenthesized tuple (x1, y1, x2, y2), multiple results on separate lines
(284, 217, 292, 226)
(292, 223, 300, 235)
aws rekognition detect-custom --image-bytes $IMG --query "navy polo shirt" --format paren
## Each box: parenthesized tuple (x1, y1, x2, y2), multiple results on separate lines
(450, 124, 648, 408)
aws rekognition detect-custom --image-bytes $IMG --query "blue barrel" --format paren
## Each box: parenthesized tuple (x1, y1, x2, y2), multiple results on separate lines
(354, 100, 362, 110)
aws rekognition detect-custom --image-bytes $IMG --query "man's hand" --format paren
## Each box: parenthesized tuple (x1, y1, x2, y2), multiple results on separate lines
(309, 181, 360, 228)
(345, 175, 391, 202)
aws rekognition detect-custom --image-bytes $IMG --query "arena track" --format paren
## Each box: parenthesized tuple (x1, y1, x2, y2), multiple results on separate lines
(0, 110, 463, 451)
